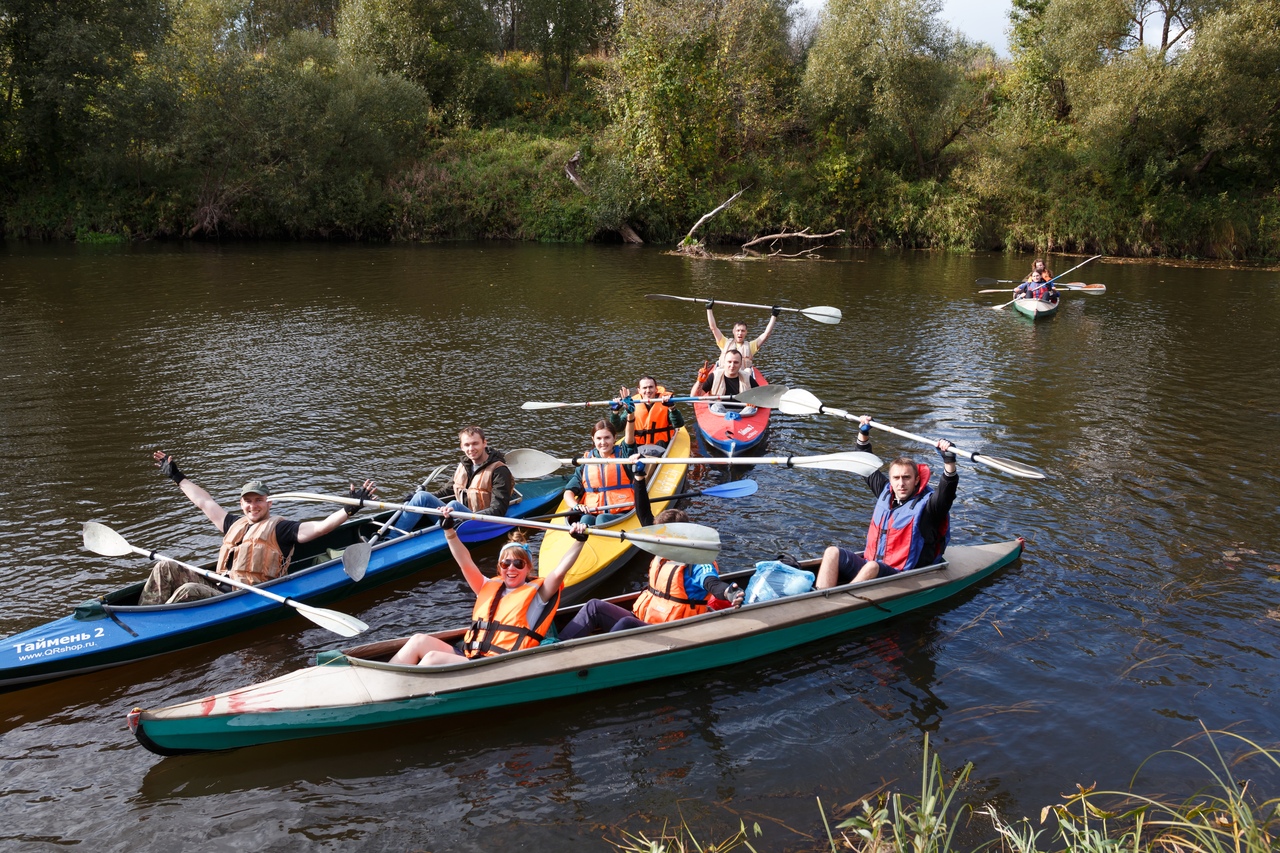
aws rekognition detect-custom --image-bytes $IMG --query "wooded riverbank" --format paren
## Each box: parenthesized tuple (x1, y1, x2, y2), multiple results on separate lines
(3, 0, 1277, 259)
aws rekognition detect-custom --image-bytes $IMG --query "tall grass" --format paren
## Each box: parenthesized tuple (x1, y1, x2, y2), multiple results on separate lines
(608, 728, 1280, 853)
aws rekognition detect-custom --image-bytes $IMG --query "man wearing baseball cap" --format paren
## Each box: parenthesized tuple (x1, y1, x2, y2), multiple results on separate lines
(139, 449, 375, 605)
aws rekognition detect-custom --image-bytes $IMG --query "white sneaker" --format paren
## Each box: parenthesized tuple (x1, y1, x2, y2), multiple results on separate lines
(740, 405, 758, 417)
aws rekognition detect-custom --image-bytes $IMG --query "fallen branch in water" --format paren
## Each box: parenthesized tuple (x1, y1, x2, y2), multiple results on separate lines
(679, 187, 749, 255)
(742, 228, 846, 258)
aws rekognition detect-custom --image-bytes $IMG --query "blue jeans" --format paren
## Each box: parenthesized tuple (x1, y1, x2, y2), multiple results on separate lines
(384, 491, 468, 539)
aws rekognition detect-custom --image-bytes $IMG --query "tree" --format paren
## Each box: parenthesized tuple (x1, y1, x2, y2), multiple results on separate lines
(601, 0, 798, 218)
(337, 0, 496, 116)
(802, 0, 994, 178)
(0, 0, 169, 177)
(522, 0, 617, 92)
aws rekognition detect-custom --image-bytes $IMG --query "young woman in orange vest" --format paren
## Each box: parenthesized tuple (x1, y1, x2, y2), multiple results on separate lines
(556, 461, 744, 640)
(561, 418, 637, 526)
(388, 514, 590, 665)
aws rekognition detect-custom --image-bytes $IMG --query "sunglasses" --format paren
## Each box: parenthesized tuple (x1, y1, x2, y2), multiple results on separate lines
(499, 559, 528, 569)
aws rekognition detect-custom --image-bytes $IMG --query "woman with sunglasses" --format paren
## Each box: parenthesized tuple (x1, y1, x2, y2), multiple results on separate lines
(389, 512, 590, 666)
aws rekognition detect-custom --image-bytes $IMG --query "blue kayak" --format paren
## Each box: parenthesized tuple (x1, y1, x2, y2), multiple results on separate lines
(0, 476, 568, 692)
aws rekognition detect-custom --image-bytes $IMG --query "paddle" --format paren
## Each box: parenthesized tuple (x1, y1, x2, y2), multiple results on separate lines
(522, 384, 787, 411)
(1057, 282, 1106, 293)
(778, 389, 1047, 480)
(81, 522, 370, 637)
(989, 255, 1103, 311)
(368, 464, 452, 546)
(270, 492, 721, 563)
(502, 448, 883, 479)
(535, 479, 758, 518)
(645, 294, 842, 324)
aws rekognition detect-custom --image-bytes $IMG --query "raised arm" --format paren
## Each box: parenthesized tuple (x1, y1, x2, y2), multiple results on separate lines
(154, 450, 229, 531)
(441, 510, 489, 594)
(538, 523, 589, 601)
(754, 308, 779, 347)
(706, 300, 726, 346)
(297, 479, 376, 543)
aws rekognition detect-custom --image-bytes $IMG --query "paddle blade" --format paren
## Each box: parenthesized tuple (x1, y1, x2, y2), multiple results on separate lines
(341, 542, 371, 582)
(798, 452, 882, 476)
(504, 448, 566, 479)
(799, 305, 842, 324)
(293, 602, 369, 637)
(700, 479, 759, 498)
(83, 521, 134, 557)
(521, 401, 566, 410)
(777, 388, 824, 416)
(975, 277, 999, 285)
(629, 522, 721, 563)
(977, 288, 1014, 294)
(974, 454, 1047, 480)
(735, 384, 788, 408)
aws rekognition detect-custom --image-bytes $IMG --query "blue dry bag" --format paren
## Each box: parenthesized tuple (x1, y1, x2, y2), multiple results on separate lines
(744, 561, 816, 605)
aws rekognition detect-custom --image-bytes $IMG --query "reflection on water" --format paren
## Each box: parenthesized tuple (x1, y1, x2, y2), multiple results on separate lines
(1, 242, 1278, 850)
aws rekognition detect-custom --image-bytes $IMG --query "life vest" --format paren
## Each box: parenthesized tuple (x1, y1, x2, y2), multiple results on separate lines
(452, 456, 508, 511)
(719, 339, 756, 370)
(581, 449, 634, 513)
(632, 556, 712, 623)
(1023, 273, 1057, 301)
(709, 367, 752, 398)
(217, 517, 291, 586)
(631, 387, 675, 446)
(862, 464, 949, 572)
(463, 578, 558, 658)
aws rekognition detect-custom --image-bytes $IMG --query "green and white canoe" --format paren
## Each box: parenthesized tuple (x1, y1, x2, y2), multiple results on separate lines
(1012, 296, 1059, 320)
(128, 539, 1024, 755)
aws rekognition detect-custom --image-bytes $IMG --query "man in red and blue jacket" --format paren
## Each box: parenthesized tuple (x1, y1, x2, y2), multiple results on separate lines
(815, 417, 958, 588)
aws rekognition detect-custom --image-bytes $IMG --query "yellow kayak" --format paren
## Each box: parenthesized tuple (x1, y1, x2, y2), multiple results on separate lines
(540, 427, 691, 601)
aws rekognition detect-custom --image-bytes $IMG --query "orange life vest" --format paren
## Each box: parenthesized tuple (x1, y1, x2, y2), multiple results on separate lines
(631, 387, 675, 446)
(581, 451, 634, 514)
(217, 517, 291, 586)
(452, 457, 508, 511)
(463, 579, 559, 658)
(631, 556, 711, 623)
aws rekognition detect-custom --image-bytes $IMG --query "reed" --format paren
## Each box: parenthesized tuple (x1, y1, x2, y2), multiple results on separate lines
(608, 728, 1279, 853)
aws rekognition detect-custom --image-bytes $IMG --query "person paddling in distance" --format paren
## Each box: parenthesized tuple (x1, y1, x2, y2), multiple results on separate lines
(692, 349, 762, 417)
(607, 375, 685, 449)
(557, 460, 744, 639)
(142, 450, 376, 605)
(1014, 258, 1059, 303)
(388, 513, 590, 665)
(706, 299, 779, 372)
(814, 418, 958, 589)
(562, 418, 638, 526)
(383, 425, 513, 539)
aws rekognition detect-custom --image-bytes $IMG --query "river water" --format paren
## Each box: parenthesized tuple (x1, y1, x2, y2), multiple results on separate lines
(1, 242, 1277, 851)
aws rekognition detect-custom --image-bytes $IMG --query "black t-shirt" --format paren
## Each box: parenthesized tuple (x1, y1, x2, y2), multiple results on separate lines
(699, 373, 760, 395)
(221, 514, 301, 557)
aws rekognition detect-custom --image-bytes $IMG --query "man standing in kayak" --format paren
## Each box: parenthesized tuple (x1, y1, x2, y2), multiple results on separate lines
(815, 418, 958, 588)
(385, 425, 514, 538)
(142, 450, 375, 604)
(706, 299, 778, 371)
(691, 349, 761, 416)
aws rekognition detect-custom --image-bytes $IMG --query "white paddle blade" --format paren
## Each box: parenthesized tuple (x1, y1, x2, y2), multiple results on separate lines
(795, 452, 882, 476)
(799, 305, 842, 324)
(504, 448, 566, 479)
(629, 522, 721, 563)
(294, 603, 369, 637)
(777, 388, 824, 415)
(974, 454, 1047, 479)
(341, 542, 371, 582)
(735, 384, 789, 408)
(83, 521, 135, 557)
(521, 401, 566, 410)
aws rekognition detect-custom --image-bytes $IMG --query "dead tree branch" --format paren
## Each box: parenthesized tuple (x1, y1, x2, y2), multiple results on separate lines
(680, 187, 749, 250)
(565, 151, 643, 244)
(741, 228, 845, 251)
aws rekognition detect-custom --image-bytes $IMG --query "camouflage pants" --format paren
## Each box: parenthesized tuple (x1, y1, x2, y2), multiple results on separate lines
(138, 559, 225, 605)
